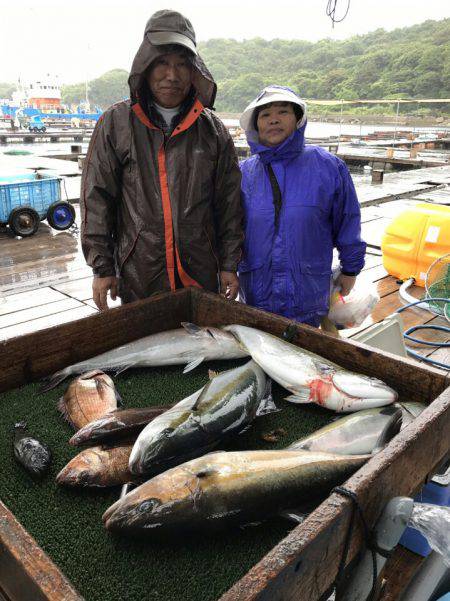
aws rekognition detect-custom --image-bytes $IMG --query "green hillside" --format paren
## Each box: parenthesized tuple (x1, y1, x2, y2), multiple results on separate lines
(4, 18, 448, 114)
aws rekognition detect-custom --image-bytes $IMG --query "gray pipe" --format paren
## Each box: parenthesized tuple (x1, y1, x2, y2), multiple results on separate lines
(336, 496, 414, 601)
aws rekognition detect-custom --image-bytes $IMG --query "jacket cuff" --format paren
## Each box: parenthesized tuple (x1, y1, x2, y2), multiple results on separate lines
(341, 270, 359, 277)
(93, 266, 116, 278)
(219, 262, 238, 273)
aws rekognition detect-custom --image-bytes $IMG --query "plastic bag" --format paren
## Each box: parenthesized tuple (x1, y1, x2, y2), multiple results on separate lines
(409, 503, 450, 567)
(328, 269, 379, 329)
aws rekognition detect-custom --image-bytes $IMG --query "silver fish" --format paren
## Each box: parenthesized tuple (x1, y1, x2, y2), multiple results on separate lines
(104, 449, 368, 536)
(43, 323, 248, 390)
(129, 360, 270, 476)
(287, 405, 402, 455)
(225, 325, 397, 412)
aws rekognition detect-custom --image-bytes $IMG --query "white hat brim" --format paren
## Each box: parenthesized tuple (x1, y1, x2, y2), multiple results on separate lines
(240, 87, 307, 143)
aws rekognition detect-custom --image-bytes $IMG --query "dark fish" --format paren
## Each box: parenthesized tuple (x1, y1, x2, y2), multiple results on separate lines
(69, 406, 173, 447)
(13, 422, 51, 478)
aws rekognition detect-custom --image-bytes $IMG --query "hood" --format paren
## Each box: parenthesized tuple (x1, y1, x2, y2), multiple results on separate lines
(240, 85, 307, 145)
(128, 10, 217, 108)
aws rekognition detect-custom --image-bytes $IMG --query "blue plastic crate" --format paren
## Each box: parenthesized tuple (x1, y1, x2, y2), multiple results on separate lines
(0, 174, 61, 223)
(400, 480, 450, 557)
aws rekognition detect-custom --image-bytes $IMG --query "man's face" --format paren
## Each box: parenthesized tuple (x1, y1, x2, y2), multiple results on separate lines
(257, 102, 298, 147)
(146, 52, 193, 108)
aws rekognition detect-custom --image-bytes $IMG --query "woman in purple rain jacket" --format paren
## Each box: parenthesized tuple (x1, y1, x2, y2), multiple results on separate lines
(238, 86, 366, 327)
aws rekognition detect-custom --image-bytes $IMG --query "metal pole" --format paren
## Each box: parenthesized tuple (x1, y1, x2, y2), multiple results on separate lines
(393, 100, 400, 146)
(338, 99, 343, 148)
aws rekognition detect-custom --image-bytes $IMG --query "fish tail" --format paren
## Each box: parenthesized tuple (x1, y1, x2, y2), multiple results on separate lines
(372, 407, 403, 454)
(40, 369, 70, 392)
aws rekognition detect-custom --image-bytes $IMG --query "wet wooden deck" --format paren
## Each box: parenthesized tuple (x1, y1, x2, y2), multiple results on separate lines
(0, 198, 448, 372)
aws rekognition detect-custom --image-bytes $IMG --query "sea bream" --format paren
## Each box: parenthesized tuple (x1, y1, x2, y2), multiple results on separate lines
(57, 370, 120, 430)
(69, 405, 173, 447)
(43, 323, 248, 390)
(103, 449, 368, 536)
(129, 360, 271, 476)
(225, 325, 397, 412)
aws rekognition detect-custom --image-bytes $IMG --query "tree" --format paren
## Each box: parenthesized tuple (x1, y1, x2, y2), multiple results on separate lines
(88, 69, 129, 109)
(0, 82, 16, 99)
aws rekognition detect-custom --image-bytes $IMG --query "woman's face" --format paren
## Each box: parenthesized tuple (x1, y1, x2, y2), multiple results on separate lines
(256, 102, 298, 147)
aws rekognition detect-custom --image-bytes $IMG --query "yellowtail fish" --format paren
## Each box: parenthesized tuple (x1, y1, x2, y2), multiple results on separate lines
(225, 325, 397, 412)
(104, 449, 368, 536)
(129, 360, 271, 476)
(44, 323, 248, 390)
(288, 405, 403, 455)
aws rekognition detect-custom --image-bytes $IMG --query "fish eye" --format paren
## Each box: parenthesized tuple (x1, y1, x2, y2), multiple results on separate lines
(139, 499, 159, 513)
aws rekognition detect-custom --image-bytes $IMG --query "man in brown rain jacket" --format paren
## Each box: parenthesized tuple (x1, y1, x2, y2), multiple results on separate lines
(81, 10, 243, 310)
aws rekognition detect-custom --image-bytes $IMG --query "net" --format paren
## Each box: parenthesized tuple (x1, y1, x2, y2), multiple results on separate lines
(425, 253, 450, 322)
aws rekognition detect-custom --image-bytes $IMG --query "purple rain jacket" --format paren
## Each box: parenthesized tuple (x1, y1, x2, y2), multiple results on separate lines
(239, 116, 366, 326)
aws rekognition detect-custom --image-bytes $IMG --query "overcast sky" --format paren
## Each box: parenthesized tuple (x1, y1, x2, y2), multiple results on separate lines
(1, 0, 449, 85)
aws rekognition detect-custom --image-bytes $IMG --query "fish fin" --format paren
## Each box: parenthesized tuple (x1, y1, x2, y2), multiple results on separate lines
(278, 509, 308, 524)
(183, 356, 205, 373)
(80, 369, 105, 379)
(115, 389, 124, 407)
(113, 364, 133, 377)
(40, 369, 69, 392)
(57, 397, 76, 430)
(284, 390, 311, 404)
(372, 407, 403, 454)
(208, 369, 218, 380)
(181, 322, 206, 337)
(256, 379, 278, 416)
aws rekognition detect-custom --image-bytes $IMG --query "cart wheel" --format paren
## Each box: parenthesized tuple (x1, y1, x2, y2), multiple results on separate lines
(41, 127, 46, 132)
(8, 207, 40, 237)
(46, 201, 75, 230)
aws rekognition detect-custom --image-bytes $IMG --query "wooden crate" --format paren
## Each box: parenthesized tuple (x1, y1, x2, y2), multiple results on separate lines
(0, 288, 449, 601)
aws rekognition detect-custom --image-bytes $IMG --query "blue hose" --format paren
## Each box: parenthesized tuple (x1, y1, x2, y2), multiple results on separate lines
(396, 299, 450, 370)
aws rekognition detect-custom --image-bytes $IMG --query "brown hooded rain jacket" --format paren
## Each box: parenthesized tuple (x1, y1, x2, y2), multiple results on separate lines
(80, 12, 243, 303)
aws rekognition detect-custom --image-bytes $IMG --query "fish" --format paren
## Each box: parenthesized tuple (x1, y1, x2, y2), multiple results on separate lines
(13, 422, 51, 478)
(57, 370, 120, 430)
(399, 401, 426, 427)
(287, 405, 403, 455)
(103, 449, 368, 536)
(43, 323, 248, 390)
(56, 442, 135, 488)
(69, 406, 173, 447)
(129, 360, 271, 476)
(225, 325, 397, 412)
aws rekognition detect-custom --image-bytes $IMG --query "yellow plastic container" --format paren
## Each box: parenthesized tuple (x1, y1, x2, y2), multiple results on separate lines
(381, 204, 450, 287)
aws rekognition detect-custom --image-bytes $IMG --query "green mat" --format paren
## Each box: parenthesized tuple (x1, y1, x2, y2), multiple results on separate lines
(0, 361, 333, 601)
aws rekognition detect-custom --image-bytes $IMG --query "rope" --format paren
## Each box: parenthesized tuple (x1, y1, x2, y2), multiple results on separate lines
(332, 486, 380, 600)
(326, 0, 351, 27)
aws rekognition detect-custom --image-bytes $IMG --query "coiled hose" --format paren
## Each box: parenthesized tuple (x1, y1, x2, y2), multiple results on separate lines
(396, 281, 450, 370)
